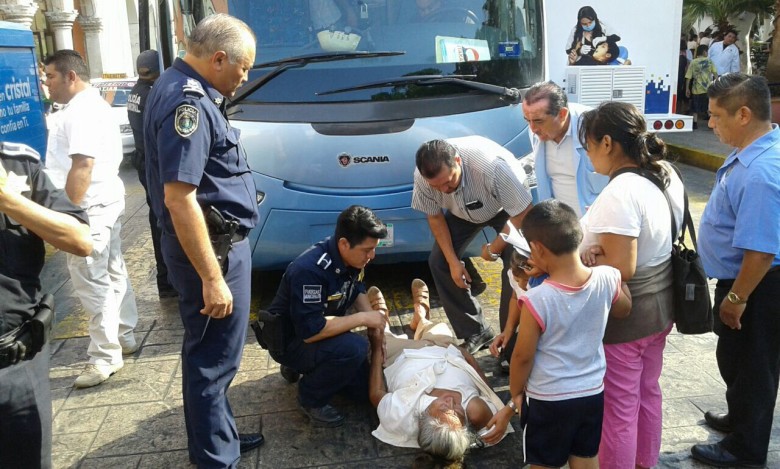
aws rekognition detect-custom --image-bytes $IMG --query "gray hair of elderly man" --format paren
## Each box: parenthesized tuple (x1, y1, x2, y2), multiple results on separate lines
(417, 414, 473, 462)
(187, 13, 256, 64)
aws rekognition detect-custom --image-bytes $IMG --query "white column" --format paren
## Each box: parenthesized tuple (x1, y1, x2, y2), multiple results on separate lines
(0, 1, 39, 29)
(78, 15, 103, 79)
(44, 10, 78, 50)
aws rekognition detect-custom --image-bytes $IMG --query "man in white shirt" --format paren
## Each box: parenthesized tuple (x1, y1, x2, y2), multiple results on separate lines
(522, 81, 608, 218)
(43, 50, 138, 388)
(708, 30, 740, 75)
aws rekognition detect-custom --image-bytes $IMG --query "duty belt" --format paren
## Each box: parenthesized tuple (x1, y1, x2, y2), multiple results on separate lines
(0, 294, 54, 370)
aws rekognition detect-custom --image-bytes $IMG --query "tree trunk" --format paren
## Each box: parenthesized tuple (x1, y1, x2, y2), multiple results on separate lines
(730, 12, 756, 74)
(767, 3, 780, 83)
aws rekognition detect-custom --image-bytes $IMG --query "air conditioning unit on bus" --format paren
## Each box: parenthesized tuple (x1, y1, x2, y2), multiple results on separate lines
(564, 66, 646, 113)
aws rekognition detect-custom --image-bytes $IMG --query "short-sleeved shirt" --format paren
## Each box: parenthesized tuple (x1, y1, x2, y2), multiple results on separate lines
(520, 265, 621, 401)
(143, 58, 259, 233)
(44, 87, 125, 208)
(411, 135, 532, 223)
(267, 237, 366, 341)
(580, 163, 684, 268)
(685, 57, 718, 95)
(0, 143, 88, 334)
(699, 126, 780, 279)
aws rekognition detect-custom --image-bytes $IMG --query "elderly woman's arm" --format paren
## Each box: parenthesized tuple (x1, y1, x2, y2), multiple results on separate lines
(368, 328, 387, 408)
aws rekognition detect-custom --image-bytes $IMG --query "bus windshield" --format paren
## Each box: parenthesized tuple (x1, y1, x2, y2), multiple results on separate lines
(227, 0, 544, 103)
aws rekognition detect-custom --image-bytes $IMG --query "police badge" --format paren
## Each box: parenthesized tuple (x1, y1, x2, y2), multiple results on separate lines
(174, 104, 199, 137)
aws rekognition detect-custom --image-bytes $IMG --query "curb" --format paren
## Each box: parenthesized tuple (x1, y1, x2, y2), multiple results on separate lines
(667, 144, 725, 172)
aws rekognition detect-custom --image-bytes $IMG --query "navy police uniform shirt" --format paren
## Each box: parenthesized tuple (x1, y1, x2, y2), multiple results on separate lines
(0, 143, 88, 334)
(143, 58, 259, 234)
(268, 237, 366, 341)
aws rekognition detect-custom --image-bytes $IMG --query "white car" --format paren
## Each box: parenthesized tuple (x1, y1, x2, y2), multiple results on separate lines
(92, 78, 137, 156)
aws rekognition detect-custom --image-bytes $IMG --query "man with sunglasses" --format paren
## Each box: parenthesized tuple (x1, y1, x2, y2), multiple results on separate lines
(411, 136, 532, 354)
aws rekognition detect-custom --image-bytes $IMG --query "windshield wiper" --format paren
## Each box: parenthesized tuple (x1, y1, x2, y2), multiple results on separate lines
(228, 51, 405, 108)
(317, 75, 522, 104)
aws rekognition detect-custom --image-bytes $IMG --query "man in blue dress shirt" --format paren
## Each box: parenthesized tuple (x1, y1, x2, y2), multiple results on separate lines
(691, 73, 780, 468)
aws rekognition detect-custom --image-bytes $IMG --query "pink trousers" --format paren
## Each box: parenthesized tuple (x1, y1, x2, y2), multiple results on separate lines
(599, 324, 672, 469)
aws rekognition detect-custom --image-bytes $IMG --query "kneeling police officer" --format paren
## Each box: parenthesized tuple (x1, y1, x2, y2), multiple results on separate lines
(260, 205, 388, 427)
(0, 142, 92, 469)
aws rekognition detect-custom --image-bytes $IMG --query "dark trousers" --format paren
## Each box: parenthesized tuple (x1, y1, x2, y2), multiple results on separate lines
(428, 210, 513, 339)
(135, 154, 170, 290)
(714, 269, 780, 460)
(0, 343, 51, 469)
(274, 332, 369, 408)
(162, 235, 251, 469)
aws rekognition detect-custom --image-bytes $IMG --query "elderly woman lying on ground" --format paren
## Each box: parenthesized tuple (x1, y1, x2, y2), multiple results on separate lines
(366, 279, 512, 466)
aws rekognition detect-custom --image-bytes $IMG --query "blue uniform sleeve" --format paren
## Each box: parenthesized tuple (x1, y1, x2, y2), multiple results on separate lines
(731, 166, 780, 256)
(155, 97, 213, 187)
(286, 265, 329, 340)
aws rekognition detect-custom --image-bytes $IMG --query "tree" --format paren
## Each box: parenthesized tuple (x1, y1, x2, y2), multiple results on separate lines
(767, 0, 780, 83)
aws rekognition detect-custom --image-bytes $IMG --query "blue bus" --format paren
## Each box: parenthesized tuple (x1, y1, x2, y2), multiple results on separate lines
(148, 0, 544, 270)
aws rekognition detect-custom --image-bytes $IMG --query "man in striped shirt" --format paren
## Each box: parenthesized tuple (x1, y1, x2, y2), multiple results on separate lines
(412, 137, 533, 354)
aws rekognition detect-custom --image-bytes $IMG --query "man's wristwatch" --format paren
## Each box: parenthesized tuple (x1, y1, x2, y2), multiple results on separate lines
(485, 243, 500, 260)
(506, 399, 519, 414)
(726, 291, 747, 305)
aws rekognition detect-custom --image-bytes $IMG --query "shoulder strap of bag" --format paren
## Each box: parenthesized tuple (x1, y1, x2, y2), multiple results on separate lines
(609, 165, 697, 249)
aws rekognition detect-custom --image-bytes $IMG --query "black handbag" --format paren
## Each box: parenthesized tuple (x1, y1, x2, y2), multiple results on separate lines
(611, 166, 713, 334)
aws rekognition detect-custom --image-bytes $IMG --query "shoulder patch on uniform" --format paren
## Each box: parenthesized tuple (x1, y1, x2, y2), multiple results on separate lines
(174, 104, 199, 138)
(182, 78, 205, 97)
(303, 285, 322, 303)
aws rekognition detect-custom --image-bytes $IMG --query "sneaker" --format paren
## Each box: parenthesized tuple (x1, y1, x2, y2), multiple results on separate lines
(120, 336, 139, 355)
(464, 326, 496, 355)
(74, 363, 123, 388)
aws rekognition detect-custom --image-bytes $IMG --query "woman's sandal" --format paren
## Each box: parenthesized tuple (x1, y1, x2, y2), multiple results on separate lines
(410, 278, 430, 330)
(367, 286, 388, 315)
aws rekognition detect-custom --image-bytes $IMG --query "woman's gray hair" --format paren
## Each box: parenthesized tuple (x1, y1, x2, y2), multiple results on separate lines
(187, 13, 256, 64)
(417, 414, 472, 462)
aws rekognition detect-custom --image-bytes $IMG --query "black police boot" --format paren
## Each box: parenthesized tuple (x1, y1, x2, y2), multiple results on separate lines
(299, 402, 345, 427)
(280, 365, 300, 384)
(239, 433, 264, 453)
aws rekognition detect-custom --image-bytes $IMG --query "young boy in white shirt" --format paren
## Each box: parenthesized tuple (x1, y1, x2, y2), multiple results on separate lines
(482, 199, 631, 468)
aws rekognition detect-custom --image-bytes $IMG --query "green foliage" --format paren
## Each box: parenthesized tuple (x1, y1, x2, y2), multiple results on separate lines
(682, 0, 774, 33)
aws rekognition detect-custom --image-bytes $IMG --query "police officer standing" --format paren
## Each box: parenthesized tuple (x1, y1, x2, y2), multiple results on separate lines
(127, 49, 175, 298)
(265, 205, 388, 427)
(143, 14, 263, 468)
(0, 142, 91, 469)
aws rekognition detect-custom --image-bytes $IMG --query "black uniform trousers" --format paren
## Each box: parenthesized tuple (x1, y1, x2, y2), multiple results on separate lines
(274, 332, 369, 409)
(134, 153, 170, 291)
(428, 210, 513, 339)
(0, 343, 51, 469)
(162, 235, 251, 469)
(714, 268, 780, 461)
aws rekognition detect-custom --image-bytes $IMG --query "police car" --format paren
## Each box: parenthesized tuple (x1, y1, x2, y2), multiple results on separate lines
(92, 78, 136, 157)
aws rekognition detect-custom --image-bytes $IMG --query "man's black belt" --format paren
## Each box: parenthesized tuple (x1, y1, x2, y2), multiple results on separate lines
(0, 294, 54, 370)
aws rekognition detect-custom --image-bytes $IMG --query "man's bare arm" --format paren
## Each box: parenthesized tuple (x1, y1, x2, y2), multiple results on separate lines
(0, 165, 91, 256)
(65, 154, 93, 205)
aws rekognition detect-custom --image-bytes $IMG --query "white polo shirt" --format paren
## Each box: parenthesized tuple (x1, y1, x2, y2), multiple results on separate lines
(45, 87, 125, 208)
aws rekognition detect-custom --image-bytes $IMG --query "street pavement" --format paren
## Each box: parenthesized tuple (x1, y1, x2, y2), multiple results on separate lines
(43, 127, 780, 468)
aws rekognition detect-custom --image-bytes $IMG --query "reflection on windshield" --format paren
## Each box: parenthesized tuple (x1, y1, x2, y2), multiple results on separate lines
(228, 0, 543, 103)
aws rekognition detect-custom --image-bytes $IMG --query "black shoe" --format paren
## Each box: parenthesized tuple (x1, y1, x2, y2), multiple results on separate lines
(280, 365, 300, 384)
(704, 411, 733, 433)
(158, 285, 178, 299)
(691, 442, 765, 468)
(239, 433, 264, 453)
(299, 403, 345, 427)
(464, 326, 495, 355)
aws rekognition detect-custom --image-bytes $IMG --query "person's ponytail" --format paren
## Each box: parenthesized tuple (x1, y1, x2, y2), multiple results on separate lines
(635, 132, 670, 187)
